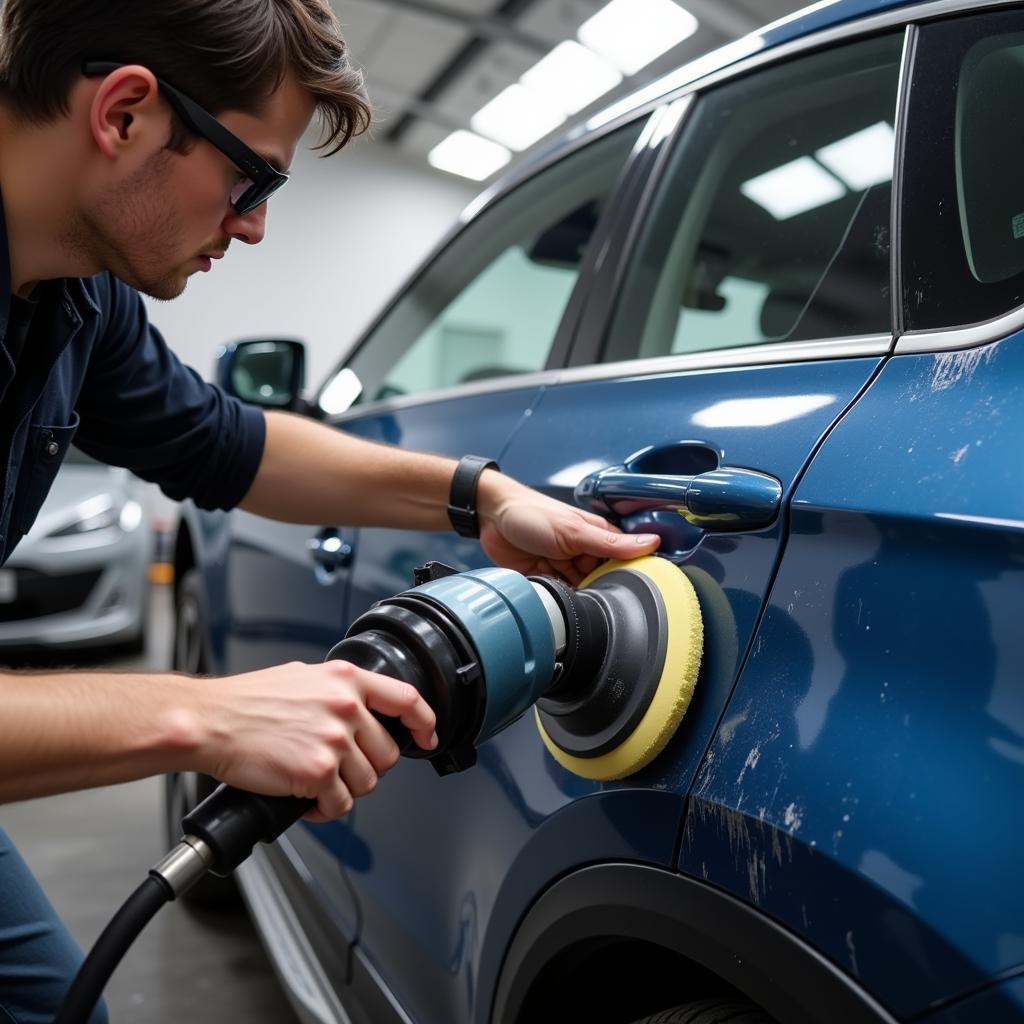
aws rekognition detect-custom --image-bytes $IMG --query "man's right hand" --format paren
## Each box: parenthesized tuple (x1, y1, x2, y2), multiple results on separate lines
(189, 661, 437, 822)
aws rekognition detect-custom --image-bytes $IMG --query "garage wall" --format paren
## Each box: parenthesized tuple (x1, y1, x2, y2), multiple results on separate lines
(143, 135, 475, 391)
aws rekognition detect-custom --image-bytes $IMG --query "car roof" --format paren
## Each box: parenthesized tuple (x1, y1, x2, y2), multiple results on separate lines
(757, 0, 921, 49)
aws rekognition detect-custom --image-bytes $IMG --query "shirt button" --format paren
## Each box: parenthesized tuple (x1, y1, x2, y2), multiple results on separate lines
(45, 441, 59, 457)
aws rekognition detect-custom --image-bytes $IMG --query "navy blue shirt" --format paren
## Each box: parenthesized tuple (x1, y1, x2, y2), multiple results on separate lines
(0, 205, 266, 565)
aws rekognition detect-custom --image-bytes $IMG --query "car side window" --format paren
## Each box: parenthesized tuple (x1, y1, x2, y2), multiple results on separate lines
(320, 123, 643, 412)
(600, 33, 904, 364)
(901, 9, 1024, 331)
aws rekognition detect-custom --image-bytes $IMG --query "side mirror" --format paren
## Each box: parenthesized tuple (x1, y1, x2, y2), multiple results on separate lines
(216, 339, 306, 412)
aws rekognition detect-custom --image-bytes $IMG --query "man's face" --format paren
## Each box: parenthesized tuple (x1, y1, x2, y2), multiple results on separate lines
(82, 74, 314, 301)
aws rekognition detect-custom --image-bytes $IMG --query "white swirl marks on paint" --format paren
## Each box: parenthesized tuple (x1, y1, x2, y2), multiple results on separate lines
(783, 802, 803, 834)
(736, 743, 761, 786)
(930, 346, 995, 392)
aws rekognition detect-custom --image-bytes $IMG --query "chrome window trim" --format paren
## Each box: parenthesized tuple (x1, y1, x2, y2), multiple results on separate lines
(896, 308, 1024, 353)
(891, 25, 919, 335)
(325, 336, 892, 424)
(551, 335, 893, 386)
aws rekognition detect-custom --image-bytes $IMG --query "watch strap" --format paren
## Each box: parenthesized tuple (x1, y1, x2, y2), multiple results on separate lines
(447, 456, 500, 538)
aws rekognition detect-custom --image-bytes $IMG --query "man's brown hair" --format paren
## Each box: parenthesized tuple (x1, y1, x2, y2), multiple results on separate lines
(0, 0, 371, 155)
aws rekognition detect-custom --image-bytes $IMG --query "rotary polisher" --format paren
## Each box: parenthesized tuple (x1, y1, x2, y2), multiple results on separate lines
(56, 556, 702, 1023)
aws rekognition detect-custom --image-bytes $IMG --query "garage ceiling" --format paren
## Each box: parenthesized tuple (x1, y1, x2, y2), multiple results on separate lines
(330, 0, 810, 179)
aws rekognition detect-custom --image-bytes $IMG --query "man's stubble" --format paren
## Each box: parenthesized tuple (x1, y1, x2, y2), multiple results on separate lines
(64, 148, 190, 301)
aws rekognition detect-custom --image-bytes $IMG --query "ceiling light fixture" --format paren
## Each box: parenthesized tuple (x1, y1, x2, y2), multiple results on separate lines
(521, 40, 623, 115)
(578, 0, 699, 76)
(427, 130, 512, 181)
(470, 83, 568, 152)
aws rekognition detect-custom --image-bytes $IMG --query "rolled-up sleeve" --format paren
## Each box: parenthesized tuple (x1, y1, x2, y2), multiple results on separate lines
(73, 274, 266, 510)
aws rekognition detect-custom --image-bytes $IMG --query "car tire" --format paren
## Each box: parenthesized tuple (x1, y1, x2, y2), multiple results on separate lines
(627, 997, 774, 1024)
(163, 567, 239, 908)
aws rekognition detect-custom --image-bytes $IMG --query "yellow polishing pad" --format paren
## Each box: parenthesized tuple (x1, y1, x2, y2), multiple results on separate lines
(535, 556, 703, 781)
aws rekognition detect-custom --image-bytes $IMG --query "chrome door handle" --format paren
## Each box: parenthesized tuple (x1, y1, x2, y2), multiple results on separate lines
(575, 465, 782, 532)
(307, 530, 353, 579)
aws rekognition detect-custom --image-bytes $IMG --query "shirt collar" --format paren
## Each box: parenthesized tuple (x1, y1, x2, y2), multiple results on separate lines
(63, 275, 101, 317)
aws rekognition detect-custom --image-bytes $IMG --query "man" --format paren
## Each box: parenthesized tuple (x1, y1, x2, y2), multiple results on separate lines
(0, 1, 661, 1019)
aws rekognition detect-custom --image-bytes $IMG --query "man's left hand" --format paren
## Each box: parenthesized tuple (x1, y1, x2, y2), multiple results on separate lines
(477, 471, 660, 585)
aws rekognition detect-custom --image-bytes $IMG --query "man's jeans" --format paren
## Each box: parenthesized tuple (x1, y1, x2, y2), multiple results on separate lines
(0, 828, 108, 1024)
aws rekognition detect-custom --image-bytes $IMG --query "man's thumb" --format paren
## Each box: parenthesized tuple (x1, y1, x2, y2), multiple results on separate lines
(591, 528, 661, 558)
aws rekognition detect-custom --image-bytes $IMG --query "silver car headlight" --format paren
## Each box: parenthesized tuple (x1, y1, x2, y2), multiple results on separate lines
(48, 496, 142, 539)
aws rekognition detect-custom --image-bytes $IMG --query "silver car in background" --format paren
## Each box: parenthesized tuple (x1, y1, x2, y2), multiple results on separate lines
(0, 447, 151, 652)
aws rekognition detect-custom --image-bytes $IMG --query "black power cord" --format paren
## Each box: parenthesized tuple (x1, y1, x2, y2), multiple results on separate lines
(54, 874, 173, 1024)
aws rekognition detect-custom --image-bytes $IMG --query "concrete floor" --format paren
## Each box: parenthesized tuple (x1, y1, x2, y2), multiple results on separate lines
(0, 583, 299, 1023)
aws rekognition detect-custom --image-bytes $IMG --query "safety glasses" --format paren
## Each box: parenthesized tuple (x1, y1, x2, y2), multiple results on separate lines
(83, 61, 289, 214)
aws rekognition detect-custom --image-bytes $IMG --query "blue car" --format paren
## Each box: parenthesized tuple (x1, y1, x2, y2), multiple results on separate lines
(167, 1, 1024, 1021)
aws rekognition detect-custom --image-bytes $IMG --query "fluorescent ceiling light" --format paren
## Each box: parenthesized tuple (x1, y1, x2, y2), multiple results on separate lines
(815, 121, 896, 191)
(579, 0, 699, 76)
(428, 130, 511, 181)
(470, 84, 568, 151)
(586, 34, 762, 131)
(740, 156, 846, 220)
(521, 40, 622, 116)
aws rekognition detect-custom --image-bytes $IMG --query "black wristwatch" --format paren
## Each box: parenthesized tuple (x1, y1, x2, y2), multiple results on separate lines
(447, 456, 500, 538)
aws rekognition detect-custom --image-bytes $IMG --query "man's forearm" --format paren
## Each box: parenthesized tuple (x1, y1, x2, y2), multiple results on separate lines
(1, 659, 438, 817)
(238, 410, 513, 529)
(0, 671, 203, 803)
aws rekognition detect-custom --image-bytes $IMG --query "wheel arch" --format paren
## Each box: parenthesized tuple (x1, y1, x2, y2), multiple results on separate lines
(490, 863, 898, 1024)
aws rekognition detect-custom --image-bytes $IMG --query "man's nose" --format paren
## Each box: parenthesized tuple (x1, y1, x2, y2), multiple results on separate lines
(223, 203, 268, 245)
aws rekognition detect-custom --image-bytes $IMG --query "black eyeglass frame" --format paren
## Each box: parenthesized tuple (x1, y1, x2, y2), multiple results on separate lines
(83, 61, 289, 214)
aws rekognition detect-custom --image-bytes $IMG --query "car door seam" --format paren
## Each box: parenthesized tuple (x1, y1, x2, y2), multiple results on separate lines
(673, 351, 893, 864)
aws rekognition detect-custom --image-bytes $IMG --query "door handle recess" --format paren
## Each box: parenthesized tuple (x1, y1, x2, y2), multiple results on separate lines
(575, 466, 782, 532)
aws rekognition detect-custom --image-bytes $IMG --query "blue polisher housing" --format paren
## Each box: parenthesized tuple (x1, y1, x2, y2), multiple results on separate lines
(416, 567, 557, 741)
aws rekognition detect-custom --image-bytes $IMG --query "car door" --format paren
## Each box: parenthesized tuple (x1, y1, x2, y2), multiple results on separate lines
(686, 9, 1024, 1020)
(331, 28, 911, 1024)
(267, 118, 650, 963)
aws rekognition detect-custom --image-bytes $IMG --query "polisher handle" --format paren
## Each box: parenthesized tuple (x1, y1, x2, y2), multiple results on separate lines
(181, 787, 311, 876)
(178, 629, 428, 876)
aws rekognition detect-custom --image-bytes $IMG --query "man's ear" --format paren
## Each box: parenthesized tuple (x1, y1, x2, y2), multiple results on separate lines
(88, 64, 164, 159)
